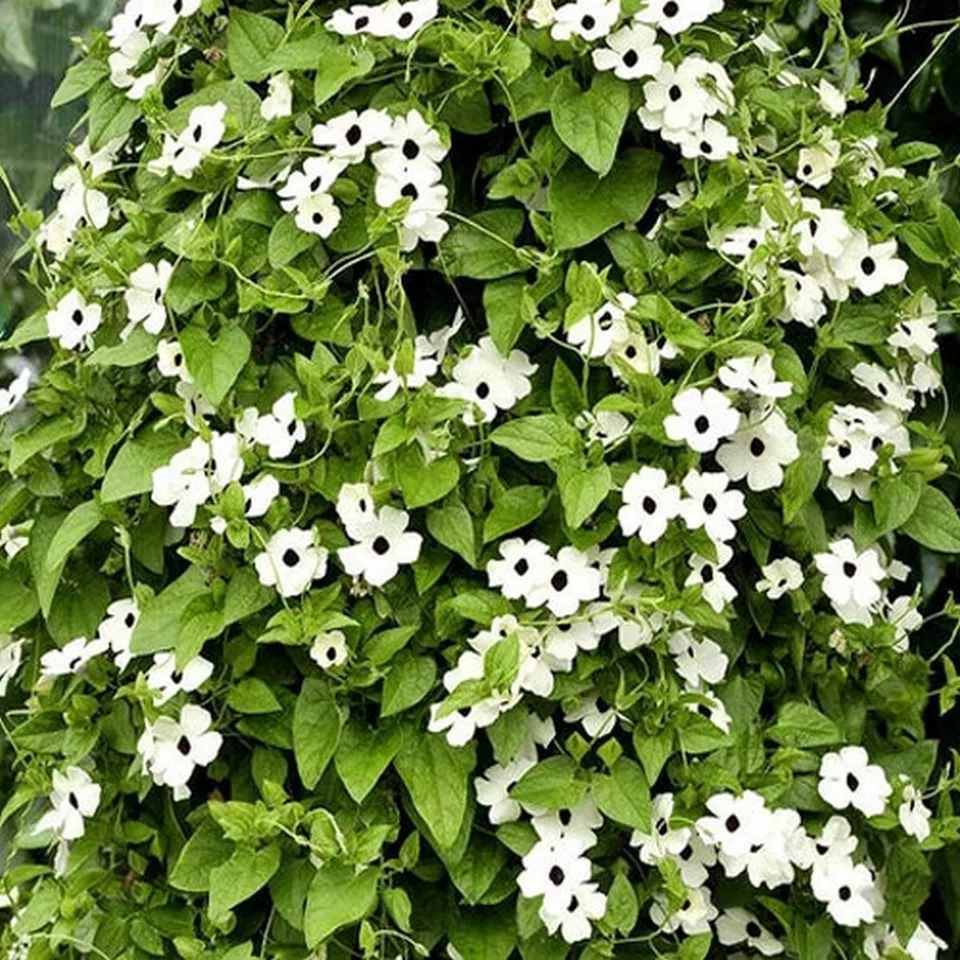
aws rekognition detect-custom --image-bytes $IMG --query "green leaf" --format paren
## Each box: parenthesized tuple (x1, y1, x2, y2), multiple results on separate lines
(767, 702, 843, 748)
(550, 149, 661, 250)
(395, 731, 474, 850)
(381, 654, 437, 717)
(0, 571, 39, 633)
(101, 430, 185, 503)
(603, 872, 639, 936)
(227, 9, 285, 81)
(208, 843, 282, 918)
(557, 460, 610, 529)
(591, 758, 650, 830)
(335, 720, 402, 803)
(510, 756, 587, 810)
(490, 414, 580, 462)
(52, 58, 109, 108)
(43, 500, 103, 573)
(293, 679, 343, 789)
(484, 277, 535, 355)
(885, 843, 931, 943)
(269, 214, 317, 269)
(781, 425, 823, 523)
(88, 327, 158, 368)
(88, 82, 140, 149)
(550, 358, 584, 420)
(9, 411, 86, 474)
(901, 485, 960, 553)
(130, 567, 209, 655)
(314, 46, 376, 106)
(170, 818, 233, 892)
(427, 501, 478, 566)
(551, 72, 629, 177)
(439, 209, 528, 279)
(449, 905, 516, 960)
(180, 323, 251, 408)
(873, 471, 922, 536)
(397, 447, 460, 509)
(794, 916, 833, 960)
(482, 485, 548, 543)
(227, 678, 282, 714)
(304, 863, 380, 947)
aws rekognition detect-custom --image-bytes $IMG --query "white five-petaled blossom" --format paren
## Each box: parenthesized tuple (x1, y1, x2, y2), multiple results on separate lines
(339, 505, 422, 587)
(550, 0, 620, 41)
(487, 538, 554, 602)
(618, 466, 681, 544)
(336, 482, 379, 540)
(310, 631, 349, 670)
(138, 704, 222, 800)
(898, 780, 931, 842)
(313, 108, 393, 163)
(818, 746, 892, 817)
(814, 539, 886, 625)
(811, 857, 879, 927)
(540, 882, 608, 943)
(255, 392, 306, 459)
(0, 369, 31, 417)
(148, 102, 228, 179)
(669, 630, 728, 687)
(756, 557, 804, 599)
(716, 408, 799, 491)
(40, 636, 108, 680)
(474, 749, 537, 825)
(650, 884, 718, 935)
(716, 908, 784, 957)
(46, 290, 102, 351)
(35, 766, 101, 841)
(260, 72, 293, 121)
(678, 469, 746, 543)
(591, 24, 663, 80)
(255, 528, 329, 597)
(123, 259, 173, 339)
(635, 0, 724, 35)
(146, 652, 214, 705)
(97, 598, 139, 670)
(524, 546, 603, 617)
(566, 293, 634, 358)
(664, 387, 740, 453)
(0, 638, 24, 697)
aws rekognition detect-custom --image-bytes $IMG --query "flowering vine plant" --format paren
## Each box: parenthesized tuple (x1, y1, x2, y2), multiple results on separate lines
(3, 0, 960, 958)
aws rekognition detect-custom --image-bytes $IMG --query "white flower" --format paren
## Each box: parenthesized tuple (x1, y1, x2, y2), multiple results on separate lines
(797, 132, 840, 188)
(156, 339, 190, 382)
(810, 815, 858, 869)
(240, 474, 280, 520)
(669, 630, 728, 686)
(486, 538, 553, 602)
(151, 437, 213, 528)
(149, 103, 227, 179)
(716, 408, 799, 491)
(576, 410, 630, 447)
(640, 57, 732, 136)
(313, 108, 392, 163)
(123, 260, 173, 338)
(255, 528, 328, 597)
(676, 118, 739, 160)
(0, 638, 24, 696)
(141, 0, 201, 32)
(0, 522, 28, 558)
(530, 798, 604, 852)
(46, 290, 102, 351)
(379, 109, 447, 166)
(635, 0, 723, 35)
(852, 362, 913, 412)
(539, 882, 607, 943)
(811, 857, 878, 927)
(138, 704, 222, 799)
(564, 695, 617, 737)
(108, 32, 161, 101)
(889, 300, 938, 359)
(0, 369, 31, 417)
(517, 837, 592, 913)
(525, 546, 602, 617)
(718, 354, 792, 400)
(686, 686, 731, 733)
(685, 543, 737, 612)
(550, 0, 620, 41)
(650, 885, 718, 935)
(438, 337, 536, 425)
(618, 466, 681, 544)
(678, 469, 745, 543)
(40, 637, 108, 680)
(255, 392, 306, 459)
(818, 746, 892, 817)
(906, 922, 949, 960)
(814, 539, 886, 626)
(97, 598, 139, 670)
(336, 482, 378, 540)
(372, 151, 449, 251)
(664, 387, 740, 453)
(886, 594, 922, 652)
(35, 767, 101, 841)
(474, 751, 537, 825)
(327, 4, 387, 34)
(780, 269, 827, 327)
(428, 693, 501, 746)
(310, 631, 349, 670)
(794, 199, 852, 260)
(756, 558, 804, 599)
(278, 156, 347, 211)
(370, 0, 438, 39)
(566, 293, 634, 358)
(630, 792, 690, 864)
(696, 790, 771, 857)
(373, 313, 462, 401)
(591, 24, 662, 80)
(543, 618, 603, 670)
(718, 807, 811, 890)
(833, 233, 908, 297)
(295, 192, 342, 238)
(260, 73, 293, 121)
(716, 908, 784, 957)
(818, 78, 846, 116)
(339, 505, 422, 587)
(146, 652, 214, 705)
(670, 832, 717, 886)
(898, 781, 931, 842)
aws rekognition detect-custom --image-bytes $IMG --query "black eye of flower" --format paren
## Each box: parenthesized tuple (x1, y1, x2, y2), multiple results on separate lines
(282, 549, 300, 567)
(398, 11, 413, 27)
(372, 536, 390, 555)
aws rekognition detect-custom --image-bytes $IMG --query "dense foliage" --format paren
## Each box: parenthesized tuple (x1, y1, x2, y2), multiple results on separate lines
(3, 1, 960, 959)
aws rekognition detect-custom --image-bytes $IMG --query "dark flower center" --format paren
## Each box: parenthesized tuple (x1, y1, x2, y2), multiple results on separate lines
(398, 11, 413, 27)
(548, 865, 565, 885)
(476, 381, 490, 399)
(750, 437, 766, 457)
(702, 494, 717, 514)
(746, 921, 762, 938)
(282, 548, 300, 567)
(551, 570, 568, 592)
(72, 309, 85, 325)
(668, 84, 682, 102)
(372, 536, 390, 556)
(622, 49, 638, 68)
(581, 14, 595, 28)
(68, 792, 80, 809)
(345, 124, 363, 145)
(694, 415, 710, 433)
(861, 257, 876, 276)
(514, 559, 529, 576)
(725, 815, 740, 832)
(177, 736, 191, 755)
(842, 562, 857, 578)
(401, 183, 419, 200)
(642, 496, 657, 514)
(402, 139, 420, 160)
(663, 0, 679, 15)
(838, 885, 852, 901)
(701, 565, 715, 583)
(846, 772, 860, 791)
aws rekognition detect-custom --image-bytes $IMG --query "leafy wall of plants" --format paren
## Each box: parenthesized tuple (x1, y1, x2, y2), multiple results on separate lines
(3, 0, 960, 959)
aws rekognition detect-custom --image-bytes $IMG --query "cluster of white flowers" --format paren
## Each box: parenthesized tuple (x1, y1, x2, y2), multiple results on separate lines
(530, 0, 738, 160)
(276, 108, 449, 249)
(327, 0, 438, 39)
